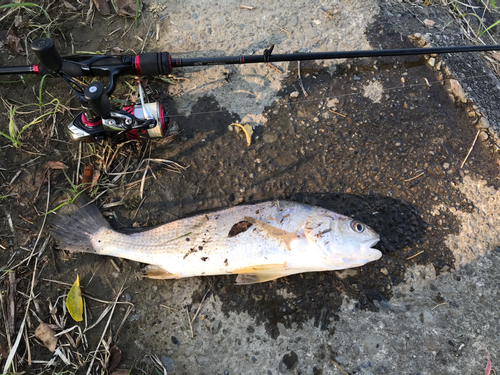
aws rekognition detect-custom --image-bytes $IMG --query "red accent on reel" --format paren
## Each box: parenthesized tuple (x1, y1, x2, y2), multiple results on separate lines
(126, 129, 139, 140)
(33, 65, 39, 74)
(81, 113, 102, 127)
(158, 102, 166, 135)
(122, 105, 134, 114)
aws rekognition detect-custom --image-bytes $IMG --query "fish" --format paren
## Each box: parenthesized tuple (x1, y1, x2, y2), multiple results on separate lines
(50, 198, 382, 285)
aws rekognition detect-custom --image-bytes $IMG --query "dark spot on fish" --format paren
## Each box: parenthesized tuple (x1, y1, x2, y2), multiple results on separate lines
(224, 259, 228, 266)
(228, 220, 253, 237)
(186, 238, 190, 241)
(198, 246, 203, 250)
(201, 257, 209, 261)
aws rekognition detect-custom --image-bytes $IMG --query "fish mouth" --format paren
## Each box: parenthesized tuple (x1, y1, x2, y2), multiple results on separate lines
(360, 237, 382, 260)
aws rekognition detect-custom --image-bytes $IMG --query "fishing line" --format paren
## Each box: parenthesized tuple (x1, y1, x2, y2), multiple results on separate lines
(164, 72, 495, 119)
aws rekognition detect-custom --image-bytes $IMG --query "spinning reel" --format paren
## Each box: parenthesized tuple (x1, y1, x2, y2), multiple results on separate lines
(31, 38, 170, 141)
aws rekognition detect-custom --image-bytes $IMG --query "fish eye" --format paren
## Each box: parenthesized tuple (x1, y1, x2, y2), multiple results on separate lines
(350, 221, 365, 233)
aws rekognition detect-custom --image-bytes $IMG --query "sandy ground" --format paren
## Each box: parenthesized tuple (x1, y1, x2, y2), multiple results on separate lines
(1, 0, 500, 374)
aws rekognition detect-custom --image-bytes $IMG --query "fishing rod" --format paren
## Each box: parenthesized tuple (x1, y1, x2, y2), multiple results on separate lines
(1, 38, 499, 142)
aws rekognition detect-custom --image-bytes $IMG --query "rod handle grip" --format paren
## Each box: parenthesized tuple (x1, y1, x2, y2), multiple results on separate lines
(31, 38, 63, 73)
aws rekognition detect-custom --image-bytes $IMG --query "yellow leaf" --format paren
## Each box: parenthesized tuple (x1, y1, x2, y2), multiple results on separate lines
(230, 123, 253, 146)
(66, 275, 83, 322)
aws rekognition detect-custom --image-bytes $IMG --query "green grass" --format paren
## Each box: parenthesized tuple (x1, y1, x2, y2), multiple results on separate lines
(0, 75, 60, 148)
(43, 171, 86, 215)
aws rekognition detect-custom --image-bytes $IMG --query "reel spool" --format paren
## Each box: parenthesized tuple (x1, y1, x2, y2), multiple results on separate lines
(123, 102, 168, 139)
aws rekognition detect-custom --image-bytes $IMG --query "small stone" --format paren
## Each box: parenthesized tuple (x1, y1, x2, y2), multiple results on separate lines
(183, 22, 192, 30)
(380, 268, 389, 276)
(478, 117, 490, 129)
(171, 336, 180, 345)
(251, 356, 257, 363)
(436, 61, 442, 70)
(290, 91, 299, 98)
(427, 57, 435, 67)
(129, 314, 140, 322)
(313, 117, 320, 123)
(443, 162, 450, 169)
(191, 12, 198, 19)
(467, 111, 476, 118)
(196, 356, 209, 365)
(445, 79, 466, 103)
(353, 75, 361, 81)
(212, 17, 225, 26)
(327, 98, 339, 108)
(161, 356, 175, 372)
(263, 134, 278, 143)
(479, 131, 489, 142)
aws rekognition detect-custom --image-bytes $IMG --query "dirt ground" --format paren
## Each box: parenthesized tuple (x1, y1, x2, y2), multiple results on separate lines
(1, 0, 500, 374)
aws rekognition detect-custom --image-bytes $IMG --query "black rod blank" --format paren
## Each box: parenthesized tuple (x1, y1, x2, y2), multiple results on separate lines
(170, 45, 500, 68)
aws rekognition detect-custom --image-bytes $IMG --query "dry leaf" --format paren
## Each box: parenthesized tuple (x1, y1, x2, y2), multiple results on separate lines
(113, 0, 141, 17)
(43, 161, 69, 170)
(492, 52, 500, 62)
(0, 29, 24, 54)
(93, 0, 111, 15)
(111, 46, 125, 53)
(63, 1, 77, 10)
(108, 345, 122, 372)
(230, 123, 253, 146)
(423, 19, 435, 27)
(82, 164, 93, 192)
(91, 167, 101, 191)
(66, 275, 83, 322)
(35, 323, 58, 352)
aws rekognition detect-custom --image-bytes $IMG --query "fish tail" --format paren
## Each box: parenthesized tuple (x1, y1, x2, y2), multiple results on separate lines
(50, 195, 112, 254)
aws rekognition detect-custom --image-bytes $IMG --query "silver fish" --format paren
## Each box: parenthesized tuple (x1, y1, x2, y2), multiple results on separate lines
(51, 199, 382, 284)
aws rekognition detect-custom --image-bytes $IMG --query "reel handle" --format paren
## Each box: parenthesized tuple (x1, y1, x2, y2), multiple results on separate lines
(31, 38, 63, 73)
(84, 82, 111, 119)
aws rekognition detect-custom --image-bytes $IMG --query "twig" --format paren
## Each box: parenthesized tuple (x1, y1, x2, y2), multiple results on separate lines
(132, 197, 146, 220)
(297, 61, 308, 97)
(27, 170, 51, 266)
(85, 286, 125, 375)
(160, 304, 179, 311)
(406, 250, 424, 260)
(460, 129, 481, 168)
(404, 171, 424, 182)
(328, 109, 346, 117)
(186, 307, 194, 338)
(329, 358, 349, 375)
(431, 302, 448, 310)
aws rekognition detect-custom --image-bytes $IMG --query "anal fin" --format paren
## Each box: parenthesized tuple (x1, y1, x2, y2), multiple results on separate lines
(143, 265, 179, 280)
(231, 263, 288, 285)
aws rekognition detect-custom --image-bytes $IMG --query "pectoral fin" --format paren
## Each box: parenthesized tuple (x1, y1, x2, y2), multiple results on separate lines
(231, 263, 288, 285)
(243, 216, 299, 251)
(143, 265, 179, 279)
